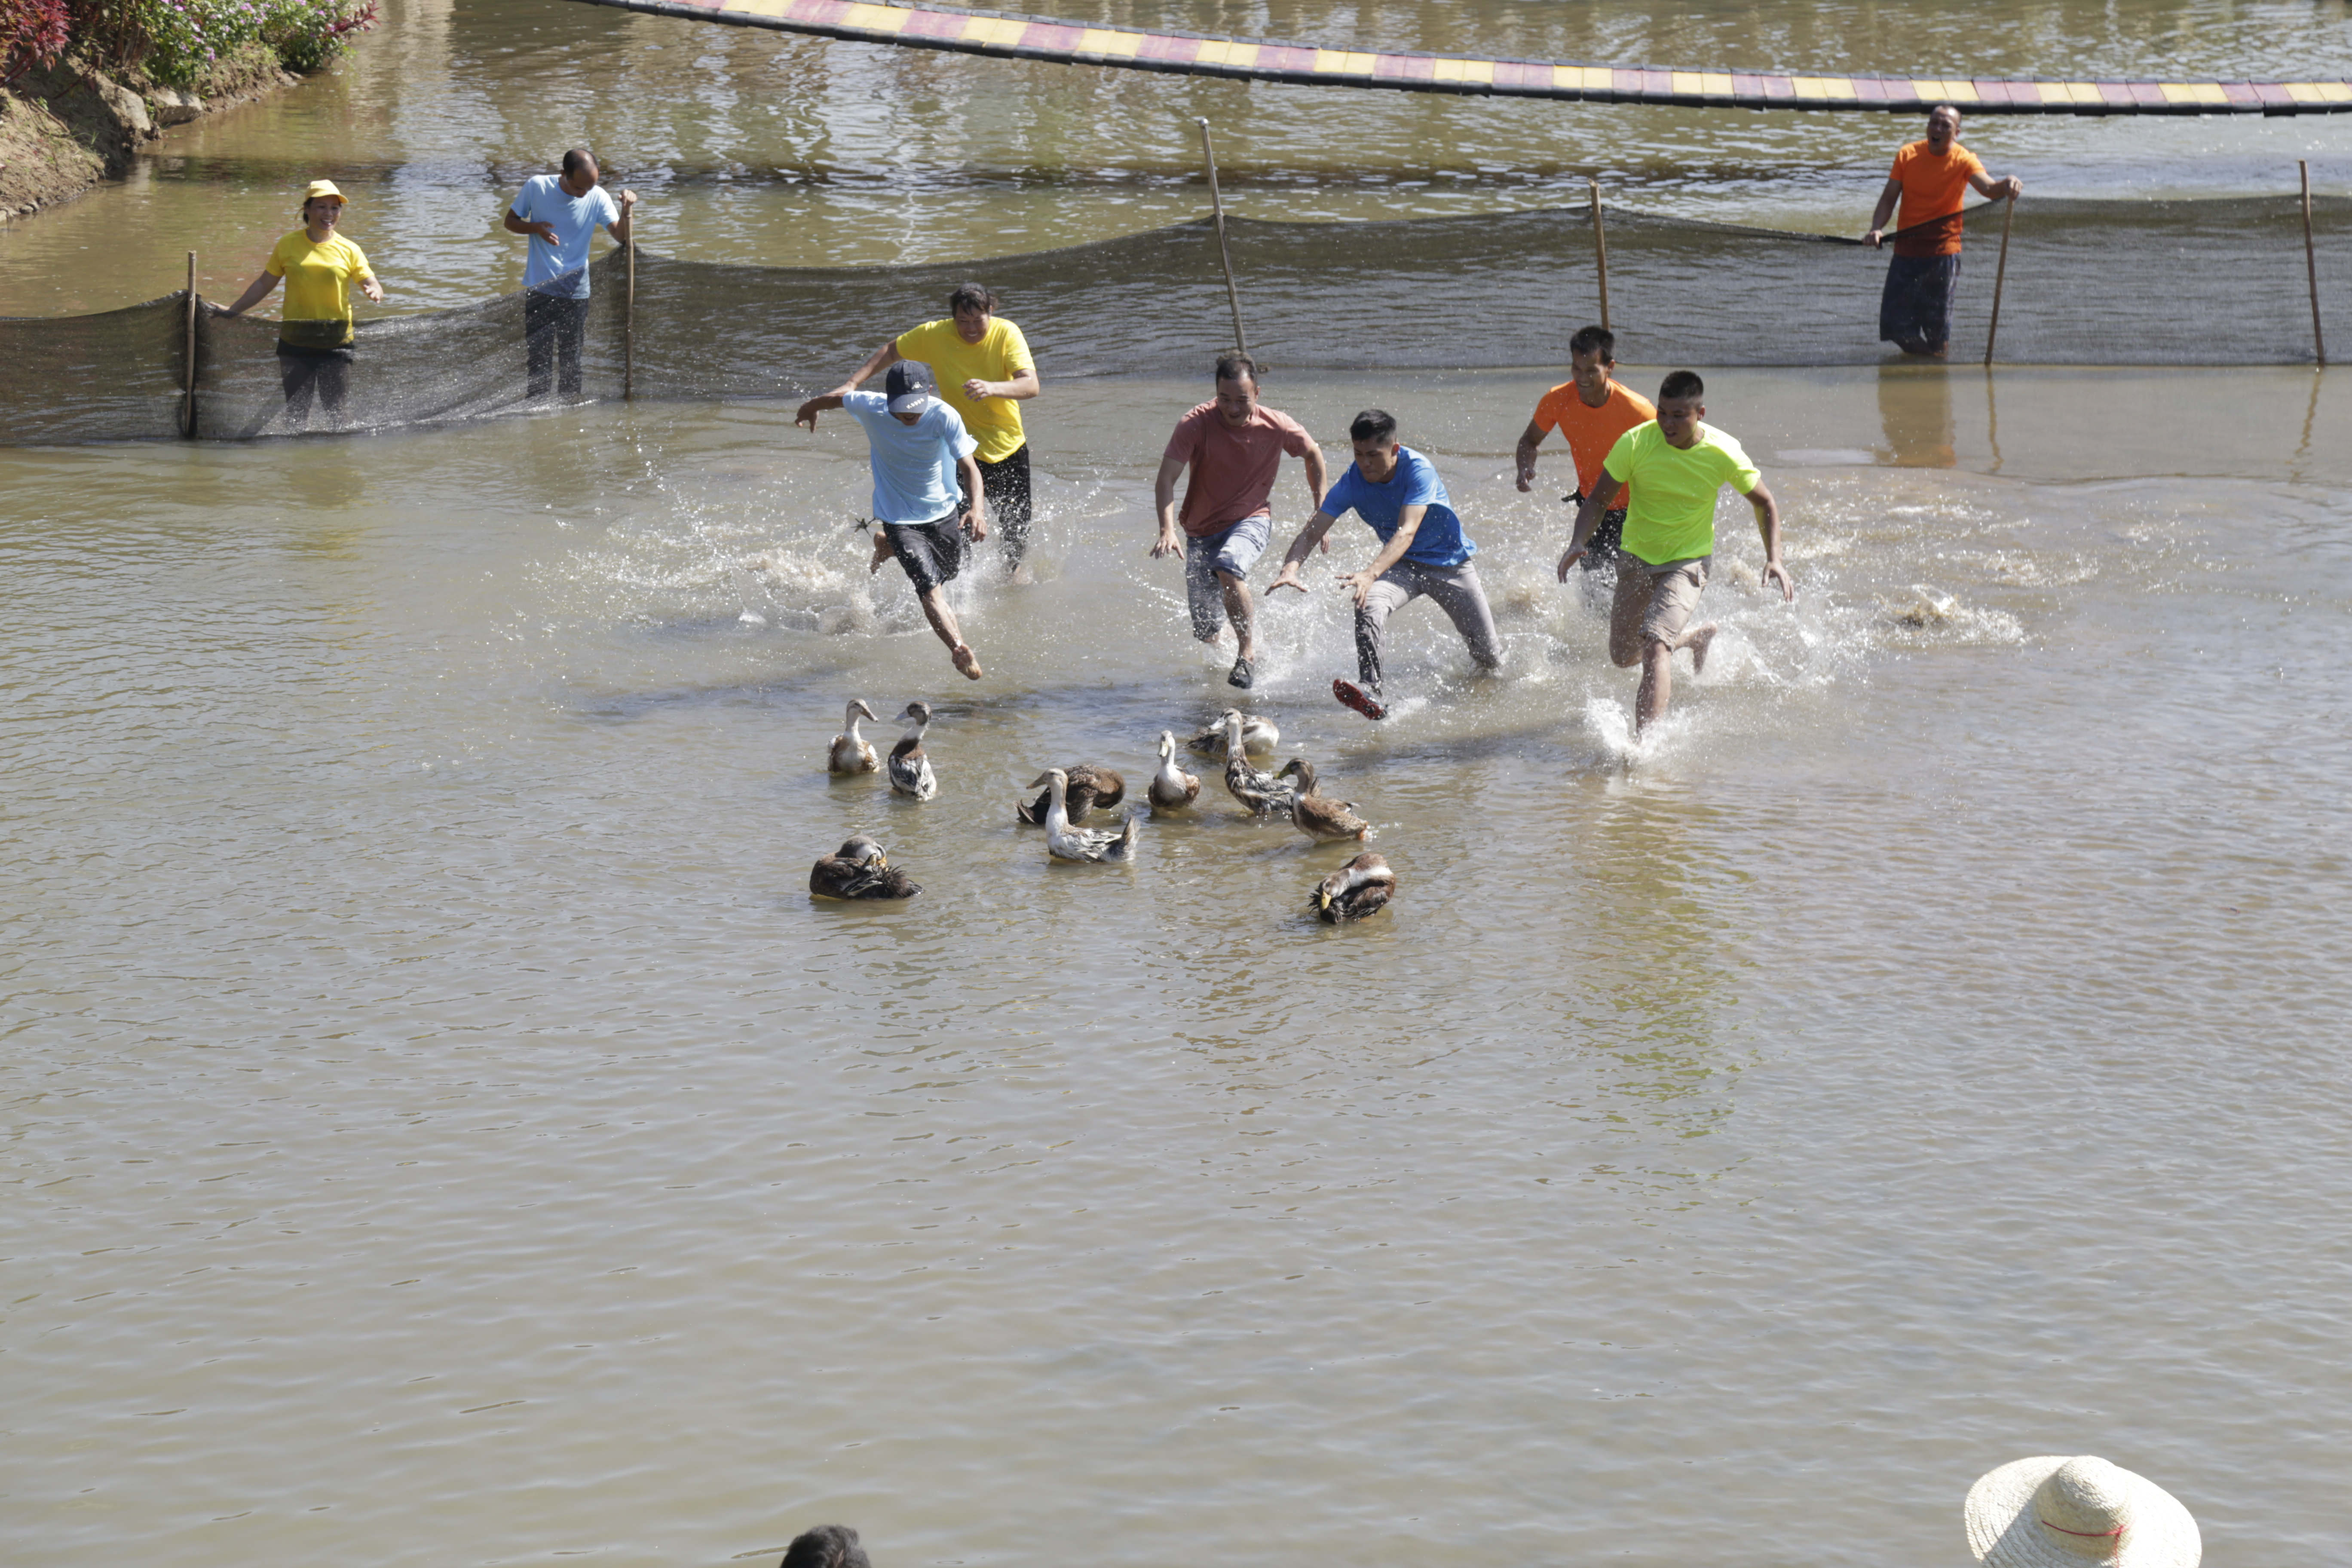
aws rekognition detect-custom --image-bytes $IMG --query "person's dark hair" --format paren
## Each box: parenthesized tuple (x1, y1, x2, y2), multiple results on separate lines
(780, 1524, 870, 1568)
(946, 282, 997, 315)
(1657, 369, 1705, 402)
(1568, 325, 1616, 363)
(560, 147, 596, 178)
(1213, 354, 1259, 386)
(1348, 408, 1397, 444)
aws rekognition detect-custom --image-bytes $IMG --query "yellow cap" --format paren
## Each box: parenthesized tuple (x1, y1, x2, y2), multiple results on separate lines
(302, 179, 348, 206)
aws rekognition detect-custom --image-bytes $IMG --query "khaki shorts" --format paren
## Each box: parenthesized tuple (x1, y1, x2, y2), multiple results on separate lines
(1614, 553, 1712, 645)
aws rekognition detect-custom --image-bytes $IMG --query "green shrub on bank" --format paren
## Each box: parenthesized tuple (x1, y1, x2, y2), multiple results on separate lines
(16, 0, 375, 88)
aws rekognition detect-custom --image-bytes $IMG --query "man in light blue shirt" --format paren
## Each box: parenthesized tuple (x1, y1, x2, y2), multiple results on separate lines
(797, 362, 990, 680)
(1269, 407, 1501, 720)
(502, 148, 635, 400)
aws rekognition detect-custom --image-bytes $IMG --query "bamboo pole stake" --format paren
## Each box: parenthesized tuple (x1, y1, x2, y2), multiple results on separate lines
(184, 249, 199, 438)
(1983, 194, 2015, 368)
(624, 236, 636, 400)
(1588, 177, 1610, 332)
(1196, 118, 1248, 356)
(2303, 160, 2326, 368)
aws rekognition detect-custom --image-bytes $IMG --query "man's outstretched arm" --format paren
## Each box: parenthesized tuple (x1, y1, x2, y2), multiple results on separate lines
(1556, 473, 1623, 579)
(1746, 480, 1793, 600)
(1865, 177, 1903, 246)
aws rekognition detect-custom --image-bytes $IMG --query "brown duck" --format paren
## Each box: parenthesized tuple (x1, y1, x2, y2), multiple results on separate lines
(1016, 763, 1124, 825)
(809, 835, 921, 900)
(1276, 758, 1373, 844)
(1310, 851, 1395, 923)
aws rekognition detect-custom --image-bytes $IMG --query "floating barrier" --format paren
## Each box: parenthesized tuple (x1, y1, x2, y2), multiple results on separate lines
(3, 194, 2341, 446)
(564, 0, 2352, 116)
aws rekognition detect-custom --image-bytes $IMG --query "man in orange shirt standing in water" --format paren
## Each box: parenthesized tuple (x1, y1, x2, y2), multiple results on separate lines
(1514, 325, 1656, 599)
(1866, 104, 2023, 357)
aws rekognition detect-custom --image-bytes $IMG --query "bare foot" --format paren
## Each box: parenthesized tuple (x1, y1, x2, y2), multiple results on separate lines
(1007, 562, 1035, 586)
(868, 532, 892, 576)
(952, 643, 983, 680)
(1685, 622, 1719, 675)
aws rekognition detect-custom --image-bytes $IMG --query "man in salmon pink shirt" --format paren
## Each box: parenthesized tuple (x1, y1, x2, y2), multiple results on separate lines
(1866, 105, 2023, 357)
(1152, 355, 1329, 690)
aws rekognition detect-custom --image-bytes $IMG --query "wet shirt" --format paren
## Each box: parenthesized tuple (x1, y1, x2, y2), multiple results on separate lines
(894, 317, 1035, 466)
(1531, 379, 1657, 507)
(510, 174, 622, 297)
(1164, 401, 1317, 537)
(1890, 140, 1985, 257)
(842, 391, 977, 524)
(265, 230, 374, 349)
(1319, 446, 1474, 568)
(1602, 421, 1761, 565)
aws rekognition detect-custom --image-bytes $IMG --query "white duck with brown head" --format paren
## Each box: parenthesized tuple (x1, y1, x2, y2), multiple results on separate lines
(1029, 768, 1142, 863)
(887, 702, 938, 799)
(827, 699, 879, 775)
(1218, 709, 1296, 817)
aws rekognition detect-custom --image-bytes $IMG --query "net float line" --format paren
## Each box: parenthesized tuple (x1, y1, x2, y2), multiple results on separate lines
(563, 0, 2352, 115)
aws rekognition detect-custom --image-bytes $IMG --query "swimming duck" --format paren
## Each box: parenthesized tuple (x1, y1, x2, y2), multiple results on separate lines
(1016, 763, 1124, 825)
(827, 699, 879, 774)
(1186, 710, 1278, 760)
(809, 835, 922, 900)
(1277, 758, 1373, 843)
(1310, 851, 1395, 923)
(1029, 769, 1142, 863)
(1218, 709, 1298, 817)
(1147, 730, 1201, 812)
(887, 702, 938, 799)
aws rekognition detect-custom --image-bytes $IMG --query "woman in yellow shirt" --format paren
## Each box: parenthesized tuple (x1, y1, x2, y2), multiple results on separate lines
(222, 179, 385, 429)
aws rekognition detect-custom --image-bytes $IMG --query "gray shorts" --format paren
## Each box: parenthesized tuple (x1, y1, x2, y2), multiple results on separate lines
(1184, 513, 1272, 639)
(882, 511, 966, 597)
(1614, 553, 1712, 645)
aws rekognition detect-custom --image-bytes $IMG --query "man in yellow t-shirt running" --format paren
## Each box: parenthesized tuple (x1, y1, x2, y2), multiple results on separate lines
(828, 282, 1041, 579)
(1556, 370, 1793, 732)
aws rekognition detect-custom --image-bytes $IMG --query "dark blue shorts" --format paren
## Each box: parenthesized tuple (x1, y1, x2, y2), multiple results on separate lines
(1880, 253, 1962, 355)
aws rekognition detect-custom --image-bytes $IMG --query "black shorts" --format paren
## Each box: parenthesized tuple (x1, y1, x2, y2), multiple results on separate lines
(977, 442, 1033, 561)
(883, 512, 966, 596)
(1565, 498, 1628, 569)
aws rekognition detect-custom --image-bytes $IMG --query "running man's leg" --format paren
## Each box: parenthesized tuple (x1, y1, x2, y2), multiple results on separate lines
(1608, 560, 1656, 669)
(1632, 556, 1712, 731)
(885, 516, 982, 679)
(1421, 561, 1503, 672)
(977, 444, 1034, 575)
(918, 587, 982, 680)
(1352, 572, 1419, 695)
(1184, 543, 1228, 643)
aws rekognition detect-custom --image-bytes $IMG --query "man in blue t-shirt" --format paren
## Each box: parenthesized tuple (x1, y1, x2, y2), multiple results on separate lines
(502, 148, 636, 400)
(1268, 408, 1501, 720)
(796, 361, 990, 680)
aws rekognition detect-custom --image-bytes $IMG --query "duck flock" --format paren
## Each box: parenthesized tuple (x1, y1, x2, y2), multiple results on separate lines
(809, 699, 1396, 923)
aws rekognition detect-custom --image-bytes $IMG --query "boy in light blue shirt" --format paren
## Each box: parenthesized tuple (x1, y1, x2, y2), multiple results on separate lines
(1270, 408, 1501, 720)
(502, 148, 635, 399)
(797, 362, 990, 681)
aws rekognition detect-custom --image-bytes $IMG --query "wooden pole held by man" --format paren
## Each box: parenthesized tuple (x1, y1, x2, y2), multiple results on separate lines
(625, 236, 636, 400)
(2303, 160, 2326, 368)
(183, 250, 199, 439)
(1589, 177, 1611, 333)
(1984, 194, 2016, 367)
(1196, 118, 1249, 356)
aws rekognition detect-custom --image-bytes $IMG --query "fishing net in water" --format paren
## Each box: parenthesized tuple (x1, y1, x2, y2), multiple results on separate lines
(4, 194, 2344, 445)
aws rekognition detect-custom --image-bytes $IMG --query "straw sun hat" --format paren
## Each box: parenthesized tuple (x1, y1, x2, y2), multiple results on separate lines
(1965, 1456, 2201, 1568)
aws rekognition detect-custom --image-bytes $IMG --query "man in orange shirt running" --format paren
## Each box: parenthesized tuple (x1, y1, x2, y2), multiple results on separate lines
(1866, 105, 2023, 357)
(1515, 325, 1656, 592)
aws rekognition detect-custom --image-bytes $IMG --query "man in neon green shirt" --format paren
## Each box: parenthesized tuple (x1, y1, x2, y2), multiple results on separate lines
(1556, 370, 1793, 732)
(827, 282, 1041, 579)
